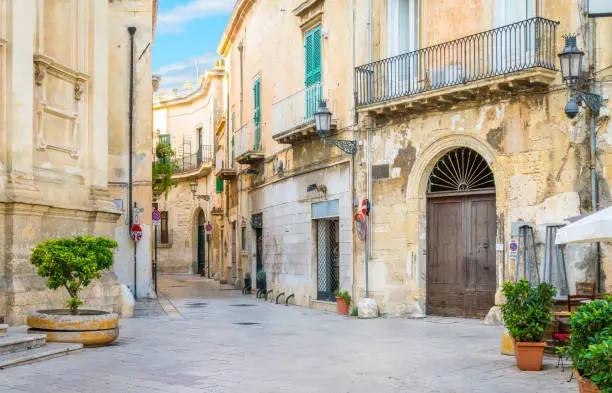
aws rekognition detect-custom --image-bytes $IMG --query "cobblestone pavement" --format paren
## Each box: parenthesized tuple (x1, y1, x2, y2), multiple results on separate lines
(1, 274, 577, 393)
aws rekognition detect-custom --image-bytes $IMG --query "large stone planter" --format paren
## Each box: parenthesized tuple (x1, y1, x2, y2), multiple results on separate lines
(27, 310, 119, 346)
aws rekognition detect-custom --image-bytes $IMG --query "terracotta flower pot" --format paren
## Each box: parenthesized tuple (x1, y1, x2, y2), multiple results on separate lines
(336, 297, 349, 315)
(514, 341, 546, 371)
(574, 370, 601, 393)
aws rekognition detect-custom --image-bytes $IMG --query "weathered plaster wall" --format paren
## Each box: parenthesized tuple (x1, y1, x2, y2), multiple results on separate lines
(249, 162, 353, 306)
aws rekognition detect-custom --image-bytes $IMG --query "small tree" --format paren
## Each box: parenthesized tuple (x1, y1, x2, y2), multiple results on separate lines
(153, 141, 177, 200)
(501, 280, 556, 342)
(30, 236, 118, 314)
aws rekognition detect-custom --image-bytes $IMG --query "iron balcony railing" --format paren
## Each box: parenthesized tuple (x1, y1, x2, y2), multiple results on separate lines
(355, 17, 558, 107)
(234, 121, 261, 158)
(272, 82, 337, 138)
(173, 145, 212, 174)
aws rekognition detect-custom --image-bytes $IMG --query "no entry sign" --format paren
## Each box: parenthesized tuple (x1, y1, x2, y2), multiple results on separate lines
(131, 224, 143, 241)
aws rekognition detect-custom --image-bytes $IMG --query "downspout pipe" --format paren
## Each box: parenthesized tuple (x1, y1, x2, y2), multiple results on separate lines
(128, 26, 136, 298)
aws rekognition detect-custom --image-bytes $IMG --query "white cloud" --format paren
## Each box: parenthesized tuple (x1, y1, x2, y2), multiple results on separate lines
(154, 53, 221, 90)
(157, 0, 235, 35)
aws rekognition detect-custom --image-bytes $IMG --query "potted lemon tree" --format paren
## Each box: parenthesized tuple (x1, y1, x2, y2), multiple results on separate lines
(566, 296, 611, 393)
(27, 236, 120, 346)
(501, 280, 556, 371)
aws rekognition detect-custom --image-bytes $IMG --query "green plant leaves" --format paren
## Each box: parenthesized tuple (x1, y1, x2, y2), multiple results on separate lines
(501, 280, 556, 342)
(30, 236, 118, 313)
(567, 296, 612, 392)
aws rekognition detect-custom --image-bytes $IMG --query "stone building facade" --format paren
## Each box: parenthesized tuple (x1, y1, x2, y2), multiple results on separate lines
(153, 63, 225, 275)
(153, 0, 611, 317)
(0, 0, 156, 325)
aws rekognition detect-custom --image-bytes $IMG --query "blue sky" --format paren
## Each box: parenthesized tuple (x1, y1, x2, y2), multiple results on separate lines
(153, 0, 234, 90)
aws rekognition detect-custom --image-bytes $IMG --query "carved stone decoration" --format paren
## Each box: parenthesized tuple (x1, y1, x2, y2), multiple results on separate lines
(293, 0, 324, 32)
(74, 83, 83, 101)
(34, 63, 45, 86)
(33, 54, 89, 159)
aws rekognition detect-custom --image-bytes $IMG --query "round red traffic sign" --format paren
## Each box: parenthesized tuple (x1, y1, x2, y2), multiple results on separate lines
(361, 199, 370, 216)
(152, 209, 161, 221)
(130, 224, 143, 241)
(205, 224, 213, 232)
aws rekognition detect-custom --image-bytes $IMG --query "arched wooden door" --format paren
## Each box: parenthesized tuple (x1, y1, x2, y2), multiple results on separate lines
(426, 148, 496, 318)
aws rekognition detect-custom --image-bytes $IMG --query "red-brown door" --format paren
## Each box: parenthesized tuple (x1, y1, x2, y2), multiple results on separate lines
(427, 194, 496, 318)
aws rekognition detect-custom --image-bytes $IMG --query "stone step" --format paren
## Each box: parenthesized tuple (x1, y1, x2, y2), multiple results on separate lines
(0, 333, 46, 355)
(0, 342, 83, 369)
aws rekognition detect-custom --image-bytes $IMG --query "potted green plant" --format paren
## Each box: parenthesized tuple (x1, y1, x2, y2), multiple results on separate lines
(26, 236, 120, 346)
(334, 290, 351, 315)
(501, 280, 556, 371)
(567, 296, 611, 393)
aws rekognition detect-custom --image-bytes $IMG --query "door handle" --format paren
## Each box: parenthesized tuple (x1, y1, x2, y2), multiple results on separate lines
(480, 243, 489, 249)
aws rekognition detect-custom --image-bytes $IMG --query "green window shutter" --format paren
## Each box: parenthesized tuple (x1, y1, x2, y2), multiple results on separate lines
(231, 135, 235, 168)
(253, 78, 261, 151)
(158, 134, 171, 145)
(216, 177, 223, 194)
(304, 25, 321, 87)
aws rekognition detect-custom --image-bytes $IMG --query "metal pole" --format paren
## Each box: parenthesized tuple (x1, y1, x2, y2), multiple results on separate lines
(128, 26, 136, 298)
(365, 219, 369, 298)
(154, 225, 158, 294)
(133, 202, 137, 299)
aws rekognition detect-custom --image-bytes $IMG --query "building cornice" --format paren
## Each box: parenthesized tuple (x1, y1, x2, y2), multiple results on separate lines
(217, 0, 257, 57)
(153, 67, 224, 109)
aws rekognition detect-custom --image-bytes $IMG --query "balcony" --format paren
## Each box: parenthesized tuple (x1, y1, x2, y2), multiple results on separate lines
(172, 145, 213, 179)
(234, 121, 265, 165)
(355, 17, 559, 114)
(272, 82, 337, 144)
(215, 149, 237, 180)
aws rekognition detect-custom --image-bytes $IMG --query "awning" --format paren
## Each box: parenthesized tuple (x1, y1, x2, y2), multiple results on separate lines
(555, 205, 612, 244)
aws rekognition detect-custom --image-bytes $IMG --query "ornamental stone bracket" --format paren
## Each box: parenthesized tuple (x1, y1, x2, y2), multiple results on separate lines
(33, 54, 89, 158)
(293, 0, 324, 33)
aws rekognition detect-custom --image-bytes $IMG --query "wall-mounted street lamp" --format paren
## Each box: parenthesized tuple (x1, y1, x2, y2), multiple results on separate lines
(314, 101, 358, 155)
(558, 35, 601, 119)
(190, 179, 210, 201)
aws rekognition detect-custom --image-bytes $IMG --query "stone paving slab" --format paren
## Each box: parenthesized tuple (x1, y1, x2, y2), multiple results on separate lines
(0, 275, 579, 392)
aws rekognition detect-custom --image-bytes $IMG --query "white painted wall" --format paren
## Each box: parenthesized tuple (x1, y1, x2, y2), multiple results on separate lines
(249, 162, 352, 304)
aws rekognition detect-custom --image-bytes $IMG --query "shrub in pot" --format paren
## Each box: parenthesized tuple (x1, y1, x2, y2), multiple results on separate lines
(334, 290, 351, 315)
(567, 296, 612, 393)
(27, 236, 120, 345)
(501, 280, 556, 371)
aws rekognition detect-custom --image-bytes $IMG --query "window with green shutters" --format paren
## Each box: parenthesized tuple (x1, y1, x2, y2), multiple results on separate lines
(216, 177, 223, 194)
(253, 78, 261, 151)
(304, 25, 322, 119)
(158, 134, 171, 146)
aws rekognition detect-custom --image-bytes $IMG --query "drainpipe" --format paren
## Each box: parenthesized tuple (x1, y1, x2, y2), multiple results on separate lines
(367, 0, 372, 63)
(238, 42, 244, 281)
(128, 26, 137, 298)
(364, 0, 373, 298)
(588, 14, 602, 292)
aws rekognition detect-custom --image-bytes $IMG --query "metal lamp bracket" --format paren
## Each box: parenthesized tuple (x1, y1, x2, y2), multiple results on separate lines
(322, 138, 358, 155)
(573, 91, 601, 114)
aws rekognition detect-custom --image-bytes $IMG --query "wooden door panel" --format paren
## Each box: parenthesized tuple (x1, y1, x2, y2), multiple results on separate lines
(427, 194, 496, 318)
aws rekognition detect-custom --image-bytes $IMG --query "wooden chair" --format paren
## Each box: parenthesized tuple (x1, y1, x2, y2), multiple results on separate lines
(567, 281, 596, 312)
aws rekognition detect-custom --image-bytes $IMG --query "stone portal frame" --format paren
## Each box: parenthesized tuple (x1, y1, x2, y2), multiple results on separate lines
(406, 133, 507, 308)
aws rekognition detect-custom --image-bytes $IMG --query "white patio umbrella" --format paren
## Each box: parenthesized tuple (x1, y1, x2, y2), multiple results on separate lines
(556, 205, 612, 244)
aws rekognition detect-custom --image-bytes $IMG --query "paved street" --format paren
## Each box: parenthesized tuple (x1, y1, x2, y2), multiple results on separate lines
(1, 275, 576, 393)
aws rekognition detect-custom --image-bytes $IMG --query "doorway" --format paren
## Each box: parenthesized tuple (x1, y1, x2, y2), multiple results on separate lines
(231, 222, 237, 284)
(316, 218, 339, 302)
(197, 210, 205, 274)
(426, 148, 496, 318)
